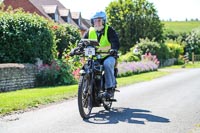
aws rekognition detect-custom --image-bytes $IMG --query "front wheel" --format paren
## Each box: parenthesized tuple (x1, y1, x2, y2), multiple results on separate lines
(78, 75, 92, 119)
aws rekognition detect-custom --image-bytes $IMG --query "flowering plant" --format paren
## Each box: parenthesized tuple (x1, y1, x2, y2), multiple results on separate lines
(36, 59, 76, 86)
(71, 57, 85, 81)
(141, 52, 160, 66)
(117, 61, 159, 77)
(117, 53, 160, 77)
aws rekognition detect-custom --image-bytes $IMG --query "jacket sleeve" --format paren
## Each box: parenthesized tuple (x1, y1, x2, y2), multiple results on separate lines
(107, 26, 120, 50)
(83, 30, 89, 39)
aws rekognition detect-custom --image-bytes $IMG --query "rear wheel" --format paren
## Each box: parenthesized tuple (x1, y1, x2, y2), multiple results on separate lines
(78, 75, 92, 119)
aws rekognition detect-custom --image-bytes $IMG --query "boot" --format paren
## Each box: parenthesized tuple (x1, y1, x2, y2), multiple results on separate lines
(103, 88, 114, 99)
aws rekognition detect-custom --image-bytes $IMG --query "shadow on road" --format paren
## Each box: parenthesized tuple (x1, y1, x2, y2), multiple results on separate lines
(84, 107, 170, 124)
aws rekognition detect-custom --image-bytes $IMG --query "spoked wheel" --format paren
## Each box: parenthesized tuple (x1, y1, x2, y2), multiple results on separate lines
(78, 75, 92, 119)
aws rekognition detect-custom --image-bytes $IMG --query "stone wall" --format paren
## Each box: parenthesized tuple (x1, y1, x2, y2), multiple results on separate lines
(0, 63, 38, 92)
(159, 58, 177, 67)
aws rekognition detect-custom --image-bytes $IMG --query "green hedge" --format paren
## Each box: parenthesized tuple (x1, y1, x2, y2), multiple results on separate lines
(51, 23, 81, 59)
(122, 38, 185, 64)
(0, 10, 56, 63)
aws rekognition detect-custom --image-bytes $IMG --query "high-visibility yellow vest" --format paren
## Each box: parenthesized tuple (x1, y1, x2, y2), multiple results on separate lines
(88, 25, 111, 51)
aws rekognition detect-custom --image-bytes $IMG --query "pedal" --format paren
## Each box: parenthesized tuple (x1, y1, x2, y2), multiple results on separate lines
(115, 89, 120, 92)
(106, 99, 117, 102)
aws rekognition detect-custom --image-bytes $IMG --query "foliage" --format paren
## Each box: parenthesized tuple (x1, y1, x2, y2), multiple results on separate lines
(135, 39, 183, 61)
(163, 29, 188, 44)
(166, 42, 184, 58)
(185, 27, 200, 54)
(174, 55, 185, 65)
(137, 38, 161, 55)
(119, 50, 141, 62)
(61, 46, 85, 81)
(118, 52, 159, 77)
(70, 57, 85, 81)
(142, 52, 160, 66)
(156, 42, 170, 60)
(162, 21, 200, 51)
(35, 60, 76, 87)
(0, 9, 56, 63)
(106, 0, 135, 54)
(106, 0, 164, 53)
(51, 23, 81, 59)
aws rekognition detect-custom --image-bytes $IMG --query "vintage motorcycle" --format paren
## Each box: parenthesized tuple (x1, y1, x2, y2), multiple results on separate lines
(70, 39, 119, 119)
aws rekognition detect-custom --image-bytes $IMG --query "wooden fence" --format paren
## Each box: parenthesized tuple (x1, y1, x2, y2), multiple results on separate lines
(192, 52, 200, 63)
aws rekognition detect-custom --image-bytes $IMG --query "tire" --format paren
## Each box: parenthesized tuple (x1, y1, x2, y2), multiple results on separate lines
(78, 75, 92, 119)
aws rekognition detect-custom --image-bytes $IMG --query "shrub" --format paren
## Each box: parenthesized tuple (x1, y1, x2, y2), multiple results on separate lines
(174, 55, 185, 65)
(185, 27, 200, 54)
(137, 38, 161, 55)
(156, 42, 171, 60)
(51, 23, 81, 59)
(0, 9, 56, 63)
(119, 52, 140, 62)
(117, 61, 158, 77)
(36, 59, 76, 86)
(166, 42, 184, 58)
(141, 52, 160, 66)
(118, 52, 159, 77)
(69, 56, 85, 81)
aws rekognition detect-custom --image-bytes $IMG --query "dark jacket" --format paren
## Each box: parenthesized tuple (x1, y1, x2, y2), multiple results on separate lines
(83, 26, 120, 50)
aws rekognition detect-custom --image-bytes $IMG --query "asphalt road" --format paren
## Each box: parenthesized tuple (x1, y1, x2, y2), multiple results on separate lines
(1, 68, 200, 133)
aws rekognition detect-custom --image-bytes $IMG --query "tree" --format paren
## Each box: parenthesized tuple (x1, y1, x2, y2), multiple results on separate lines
(185, 28, 200, 54)
(106, 0, 164, 54)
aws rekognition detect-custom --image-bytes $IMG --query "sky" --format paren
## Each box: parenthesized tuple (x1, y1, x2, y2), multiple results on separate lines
(59, 0, 200, 21)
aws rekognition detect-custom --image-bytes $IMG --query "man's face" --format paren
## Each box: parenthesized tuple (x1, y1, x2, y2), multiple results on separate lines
(93, 18, 104, 31)
(93, 18, 103, 27)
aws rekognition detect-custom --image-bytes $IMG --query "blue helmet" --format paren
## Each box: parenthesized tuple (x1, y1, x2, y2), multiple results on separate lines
(91, 11, 106, 25)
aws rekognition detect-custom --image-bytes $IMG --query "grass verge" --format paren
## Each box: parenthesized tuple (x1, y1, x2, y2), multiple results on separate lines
(0, 71, 169, 116)
(163, 62, 200, 69)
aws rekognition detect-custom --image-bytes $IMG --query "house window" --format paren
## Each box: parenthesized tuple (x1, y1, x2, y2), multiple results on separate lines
(61, 16, 70, 23)
(48, 14, 54, 20)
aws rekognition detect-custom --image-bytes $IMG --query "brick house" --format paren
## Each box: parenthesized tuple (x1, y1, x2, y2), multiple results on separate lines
(71, 11, 89, 36)
(3, 0, 91, 35)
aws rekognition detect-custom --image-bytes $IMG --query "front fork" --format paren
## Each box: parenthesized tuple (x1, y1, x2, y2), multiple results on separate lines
(80, 67, 94, 97)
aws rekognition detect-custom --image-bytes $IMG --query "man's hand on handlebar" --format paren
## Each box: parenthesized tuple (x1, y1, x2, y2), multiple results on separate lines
(109, 49, 118, 56)
(69, 47, 81, 56)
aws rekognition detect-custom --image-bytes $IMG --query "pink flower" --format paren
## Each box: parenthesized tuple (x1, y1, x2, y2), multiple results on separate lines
(52, 25, 59, 30)
(72, 68, 80, 80)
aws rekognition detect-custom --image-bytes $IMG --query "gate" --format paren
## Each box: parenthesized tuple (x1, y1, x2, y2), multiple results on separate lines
(192, 52, 200, 63)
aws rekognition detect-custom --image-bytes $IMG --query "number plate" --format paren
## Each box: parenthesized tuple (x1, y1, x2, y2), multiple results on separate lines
(84, 48, 95, 56)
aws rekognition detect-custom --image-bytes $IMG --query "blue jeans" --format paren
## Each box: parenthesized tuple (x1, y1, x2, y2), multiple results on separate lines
(103, 56, 116, 89)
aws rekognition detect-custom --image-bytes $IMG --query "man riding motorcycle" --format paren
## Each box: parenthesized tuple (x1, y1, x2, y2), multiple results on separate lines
(83, 11, 120, 98)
